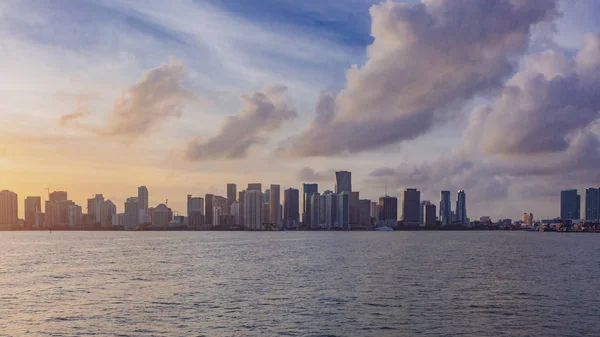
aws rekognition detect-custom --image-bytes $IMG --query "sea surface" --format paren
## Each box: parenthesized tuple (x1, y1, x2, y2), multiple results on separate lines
(0, 231, 599, 336)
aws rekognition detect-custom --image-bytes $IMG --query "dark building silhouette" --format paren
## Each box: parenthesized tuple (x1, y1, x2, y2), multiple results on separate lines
(561, 189, 580, 220)
(205, 194, 214, 226)
(585, 188, 599, 221)
(284, 188, 300, 228)
(378, 196, 398, 221)
(227, 183, 237, 214)
(302, 183, 318, 227)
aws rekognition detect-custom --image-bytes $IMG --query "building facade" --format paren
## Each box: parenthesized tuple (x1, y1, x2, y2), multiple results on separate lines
(0, 190, 18, 228)
(402, 188, 421, 224)
(440, 191, 451, 226)
(335, 171, 352, 194)
(561, 189, 580, 220)
(456, 190, 467, 225)
(244, 190, 263, 230)
(270, 184, 281, 226)
(585, 188, 599, 221)
(284, 188, 300, 229)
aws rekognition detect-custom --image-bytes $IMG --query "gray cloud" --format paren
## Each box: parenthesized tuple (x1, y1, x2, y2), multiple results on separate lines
(61, 57, 194, 139)
(185, 85, 297, 161)
(296, 167, 336, 182)
(285, 0, 558, 157)
(467, 34, 600, 156)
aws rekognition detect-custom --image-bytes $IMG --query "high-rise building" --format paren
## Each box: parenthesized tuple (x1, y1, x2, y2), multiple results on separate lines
(214, 196, 227, 215)
(227, 184, 237, 213)
(152, 204, 171, 229)
(456, 190, 467, 225)
(205, 194, 214, 226)
(187, 195, 204, 217)
(284, 188, 300, 229)
(138, 186, 149, 211)
(244, 190, 263, 230)
(424, 202, 437, 227)
(378, 196, 398, 222)
(402, 188, 421, 224)
(310, 193, 321, 228)
(420, 200, 429, 225)
(585, 188, 600, 221)
(264, 189, 270, 204)
(124, 197, 139, 230)
(440, 191, 451, 226)
(238, 190, 246, 226)
(319, 194, 327, 225)
(24, 196, 41, 228)
(326, 193, 338, 229)
(335, 171, 352, 194)
(270, 185, 281, 226)
(302, 183, 318, 227)
(0, 190, 18, 228)
(561, 190, 580, 220)
(337, 192, 350, 229)
(49, 191, 67, 202)
(349, 191, 360, 224)
(262, 203, 270, 224)
(87, 194, 104, 224)
(68, 204, 82, 228)
(358, 199, 372, 226)
(247, 183, 262, 192)
(230, 201, 241, 225)
(370, 201, 378, 221)
(102, 200, 117, 227)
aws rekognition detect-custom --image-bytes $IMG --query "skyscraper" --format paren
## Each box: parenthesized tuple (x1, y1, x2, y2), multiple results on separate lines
(244, 190, 263, 230)
(227, 184, 237, 213)
(561, 189, 580, 220)
(138, 186, 148, 211)
(102, 200, 117, 226)
(370, 201, 378, 221)
(585, 188, 599, 221)
(337, 192, 350, 229)
(302, 183, 318, 227)
(88, 194, 104, 224)
(440, 191, 451, 226)
(378, 196, 398, 222)
(419, 200, 429, 225)
(349, 191, 360, 225)
(310, 193, 321, 228)
(424, 202, 437, 227)
(247, 183, 262, 192)
(402, 188, 421, 224)
(49, 191, 67, 202)
(264, 189, 270, 204)
(326, 193, 338, 229)
(205, 194, 214, 226)
(358, 199, 372, 226)
(68, 204, 82, 228)
(187, 195, 204, 217)
(456, 190, 467, 225)
(284, 188, 300, 229)
(24, 196, 41, 229)
(124, 197, 139, 230)
(0, 190, 18, 228)
(335, 171, 352, 194)
(270, 184, 281, 226)
(238, 190, 246, 227)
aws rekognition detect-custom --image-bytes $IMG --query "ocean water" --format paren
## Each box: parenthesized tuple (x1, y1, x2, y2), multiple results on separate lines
(0, 231, 599, 336)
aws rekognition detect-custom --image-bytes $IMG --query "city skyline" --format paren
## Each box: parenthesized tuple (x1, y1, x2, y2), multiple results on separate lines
(1, 0, 600, 222)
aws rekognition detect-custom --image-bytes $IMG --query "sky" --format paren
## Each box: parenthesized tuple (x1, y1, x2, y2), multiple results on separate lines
(1, 0, 599, 221)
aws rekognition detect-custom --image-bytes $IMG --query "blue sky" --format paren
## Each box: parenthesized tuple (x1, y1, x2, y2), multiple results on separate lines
(1, 0, 600, 221)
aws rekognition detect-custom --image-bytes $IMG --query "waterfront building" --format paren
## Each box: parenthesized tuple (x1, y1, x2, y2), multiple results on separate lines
(244, 190, 263, 230)
(585, 188, 599, 221)
(335, 171, 352, 194)
(349, 191, 360, 225)
(337, 192, 350, 229)
(378, 196, 398, 222)
(424, 202, 437, 227)
(310, 193, 321, 228)
(247, 183, 262, 192)
(302, 183, 318, 227)
(24, 196, 41, 229)
(561, 189, 580, 220)
(402, 188, 421, 224)
(67, 204, 82, 228)
(0, 190, 18, 228)
(440, 191, 451, 226)
(187, 195, 204, 217)
(284, 188, 300, 229)
(227, 183, 237, 213)
(370, 201, 378, 221)
(326, 193, 338, 229)
(124, 197, 139, 229)
(270, 184, 281, 227)
(151, 204, 171, 229)
(138, 186, 148, 212)
(205, 194, 214, 226)
(456, 190, 467, 225)
(49, 191, 67, 202)
(358, 199, 372, 226)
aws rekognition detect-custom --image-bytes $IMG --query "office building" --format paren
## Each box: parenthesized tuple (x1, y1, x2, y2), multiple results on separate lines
(440, 191, 451, 226)
(205, 194, 214, 226)
(230, 201, 241, 225)
(24, 196, 41, 228)
(326, 193, 338, 229)
(238, 190, 246, 226)
(138, 186, 148, 211)
(152, 204, 171, 229)
(402, 188, 421, 224)
(264, 189, 270, 204)
(585, 188, 600, 221)
(102, 200, 117, 227)
(214, 196, 227, 215)
(349, 191, 360, 224)
(337, 192, 350, 229)
(124, 197, 139, 229)
(68, 204, 82, 228)
(244, 190, 263, 230)
(284, 188, 300, 229)
(87, 194, 104, 224)
(424, 202, 436, 227)
(226, 183, 237, 212)
(0, 190, 18, 228)
(335, 171, 352, 194)
(187, 195, 204, 217)
(370, 201, 378, 221)
(319, 194, 327, 225)
(270, 184, 281, 226)
(358, 199, 372, 226)
(302, 183, 318, 227)
(456, 190, 467, 225)
(310, 193, 321, 228)
(49, 191, 67, 202)
(247, 183, 262, 192)
(378, 196, 398, 222)
(420, 200, 429, 225)
(560, 189, 580, 220)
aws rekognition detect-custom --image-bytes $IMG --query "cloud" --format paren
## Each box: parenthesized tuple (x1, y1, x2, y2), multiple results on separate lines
(285, 0, 559, 157)
(61, 57, 195, 139)
(467, 33, 600, 156)
(185, 85, 297, 161)
(296, 167, 336, 182)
